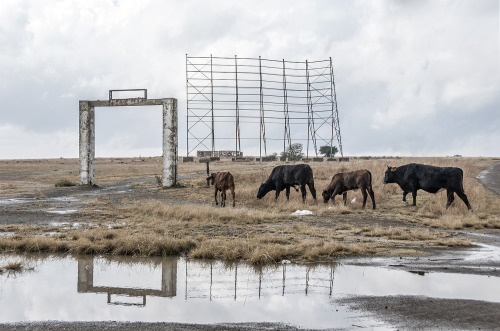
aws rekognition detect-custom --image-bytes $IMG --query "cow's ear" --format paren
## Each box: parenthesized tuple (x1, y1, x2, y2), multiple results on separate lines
(391, 167, 397, 172)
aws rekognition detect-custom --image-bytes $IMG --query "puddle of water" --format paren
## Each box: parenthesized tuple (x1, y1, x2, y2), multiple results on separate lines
(476, 169, 490, 180)
(46, 209, 78, 215)
(0, 197, 81, 206)
(0, 254, 499, 329)
(49, 197, 81, 203)
(98, 185, 132, 193)
(463, 243, 500, 262)
(0, 198, 36, 205)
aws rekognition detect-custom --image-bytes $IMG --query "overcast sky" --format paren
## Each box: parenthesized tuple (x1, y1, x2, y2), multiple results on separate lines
(0, 0, 498, 159)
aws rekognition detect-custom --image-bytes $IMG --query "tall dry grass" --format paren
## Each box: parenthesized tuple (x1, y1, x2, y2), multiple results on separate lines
(187, 157, 500, 229)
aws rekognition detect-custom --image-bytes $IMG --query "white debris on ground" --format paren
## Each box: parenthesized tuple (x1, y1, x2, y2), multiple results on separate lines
(291, 210, 313, 216)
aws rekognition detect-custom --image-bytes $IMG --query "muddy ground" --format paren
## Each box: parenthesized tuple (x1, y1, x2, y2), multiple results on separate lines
(1, 158, 499, 330)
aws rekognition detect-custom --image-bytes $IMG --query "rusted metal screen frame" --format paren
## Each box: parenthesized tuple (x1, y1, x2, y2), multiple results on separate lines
(186, 55, 343, 158)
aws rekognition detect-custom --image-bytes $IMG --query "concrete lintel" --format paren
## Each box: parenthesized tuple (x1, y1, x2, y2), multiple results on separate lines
(87, 98, 166, 108)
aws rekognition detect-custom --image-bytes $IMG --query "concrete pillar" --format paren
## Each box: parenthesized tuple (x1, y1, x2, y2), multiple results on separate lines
(162, 98, 178, 187)
(79, 101, 95, 185)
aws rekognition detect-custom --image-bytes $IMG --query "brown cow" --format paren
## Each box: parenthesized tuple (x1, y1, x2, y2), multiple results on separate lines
(206, 171, 235, 207)
(322, 169, 376, 209)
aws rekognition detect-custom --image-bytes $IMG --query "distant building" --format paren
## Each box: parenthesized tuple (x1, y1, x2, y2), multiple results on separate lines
(197, 150, 243, 158)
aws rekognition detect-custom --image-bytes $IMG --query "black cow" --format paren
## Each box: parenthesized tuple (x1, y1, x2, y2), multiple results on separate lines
(383, 163, 472, 210)
(257, 164, 317, 202)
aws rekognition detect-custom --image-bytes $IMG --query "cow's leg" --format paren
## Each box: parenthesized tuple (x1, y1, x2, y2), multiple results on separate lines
(411, 190, 417, 206)
(342, 192, 348, 206)
(214, 188, 219, 206)
(446, 189, 455, 209)
(230, 186, 235, 207)
(307, 181, 317, 201)
(402, 191, 409, 205)
(455, 190, 472, 211)
(368, 186, 376, 209)
(330, 188, 340, 205)
(221, 189, 226, 207)
(330, 191, 336, 205)
(300, 184, 307, 203)
(286, 187, 291, 201)
(275, 184, 282, 200)
(361, 188, 368, 209)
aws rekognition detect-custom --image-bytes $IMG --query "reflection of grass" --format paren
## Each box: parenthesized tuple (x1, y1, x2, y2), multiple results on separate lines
(0, 156, 498, 264)
(2, 262, 22, 271)
(0, 261, 34, 275)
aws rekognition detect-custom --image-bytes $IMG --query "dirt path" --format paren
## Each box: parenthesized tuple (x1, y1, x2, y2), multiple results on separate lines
(477, 161, 500, 195)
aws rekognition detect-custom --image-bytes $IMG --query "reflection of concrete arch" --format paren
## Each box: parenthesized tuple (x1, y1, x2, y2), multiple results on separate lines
(77, 256, 177, 306)
(79, 91, 177, 187)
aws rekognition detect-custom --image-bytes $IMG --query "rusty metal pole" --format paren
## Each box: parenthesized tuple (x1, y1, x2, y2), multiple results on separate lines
(206, 162, 210, 187)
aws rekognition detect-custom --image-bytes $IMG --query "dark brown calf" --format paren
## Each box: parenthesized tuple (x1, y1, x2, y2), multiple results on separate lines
(322, 169, 376, 209)
(206, 171, 235, 207)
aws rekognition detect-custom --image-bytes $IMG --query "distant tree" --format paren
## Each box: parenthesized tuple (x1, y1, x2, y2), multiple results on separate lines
(280, 143, 304, 161)
(319, 145, 338, 157)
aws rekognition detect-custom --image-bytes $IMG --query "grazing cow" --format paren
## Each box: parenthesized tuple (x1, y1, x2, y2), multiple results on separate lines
(257, 164, 317, 202)
(322, 169, 376, 209)
(206, 171, 235, 207)
(383, 163, 472, 210)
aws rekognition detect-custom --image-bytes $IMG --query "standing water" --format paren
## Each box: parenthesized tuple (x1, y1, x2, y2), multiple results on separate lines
(0, 254, 499, 329)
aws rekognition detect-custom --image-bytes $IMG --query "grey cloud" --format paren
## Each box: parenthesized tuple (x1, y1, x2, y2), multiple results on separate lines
(0, 0, 498, 158)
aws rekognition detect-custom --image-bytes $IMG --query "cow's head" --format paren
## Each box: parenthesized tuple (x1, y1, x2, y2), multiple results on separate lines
(383, 166, 397, 184)
(256, 183, 270, 199)
(206, 173, 216, 185)
(322, 190, 331, 203)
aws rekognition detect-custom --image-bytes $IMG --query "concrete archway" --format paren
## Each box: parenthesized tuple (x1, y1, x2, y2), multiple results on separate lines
(79, 97, 177, 187)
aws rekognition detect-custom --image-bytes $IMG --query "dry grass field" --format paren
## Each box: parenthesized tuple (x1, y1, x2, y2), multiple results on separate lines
(0, 156, 499, 264)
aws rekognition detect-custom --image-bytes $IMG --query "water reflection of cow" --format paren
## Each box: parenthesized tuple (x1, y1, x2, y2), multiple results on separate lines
(77, 256, 177, 306)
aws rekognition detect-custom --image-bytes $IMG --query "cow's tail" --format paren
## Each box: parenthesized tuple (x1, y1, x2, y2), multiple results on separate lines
(458, 168, 465, 192)
(367, 170, 374, 191)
